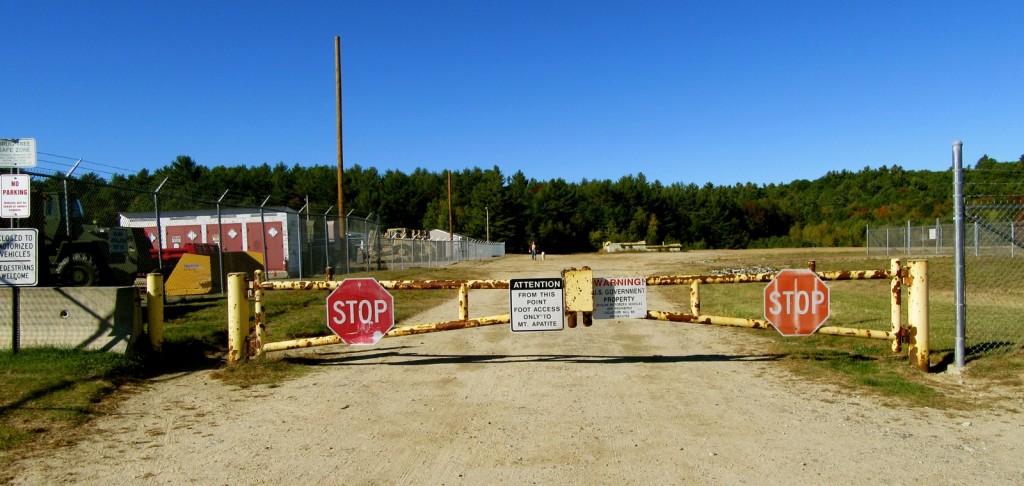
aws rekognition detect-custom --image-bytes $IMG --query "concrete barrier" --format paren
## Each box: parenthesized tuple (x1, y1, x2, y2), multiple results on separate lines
(0, 287, 139, 353)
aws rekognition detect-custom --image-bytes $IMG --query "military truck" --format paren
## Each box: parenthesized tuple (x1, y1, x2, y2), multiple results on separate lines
(1, 191, 160, 286)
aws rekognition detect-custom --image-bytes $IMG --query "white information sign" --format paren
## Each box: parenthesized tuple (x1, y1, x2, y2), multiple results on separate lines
(0, 174, 31, 218)
(108, 228, 129, 253)
(0, 139, 37, 168)
(510, 278, 564, 332)
(593, 277, 647, 319)
(0, 228, 38, 286)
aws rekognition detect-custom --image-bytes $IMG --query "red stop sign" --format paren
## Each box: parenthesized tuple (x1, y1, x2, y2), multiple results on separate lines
(764, 269, 830, 336)
(326, 278, 395, 345)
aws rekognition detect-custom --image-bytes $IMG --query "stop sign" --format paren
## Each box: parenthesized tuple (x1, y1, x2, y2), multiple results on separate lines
(326, 278, 395, 345)
(763, 269, 830, 336)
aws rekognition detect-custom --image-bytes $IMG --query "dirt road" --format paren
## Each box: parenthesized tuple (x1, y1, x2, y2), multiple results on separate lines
(6, 250, 1024, 484)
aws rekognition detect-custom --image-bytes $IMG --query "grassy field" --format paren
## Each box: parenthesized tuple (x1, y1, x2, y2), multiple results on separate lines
(1, 250, 1021, 458)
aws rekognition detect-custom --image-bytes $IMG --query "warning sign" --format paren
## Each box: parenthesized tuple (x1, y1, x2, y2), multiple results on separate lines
(509, 278, 564, 332)
(593, 277, 647, 319)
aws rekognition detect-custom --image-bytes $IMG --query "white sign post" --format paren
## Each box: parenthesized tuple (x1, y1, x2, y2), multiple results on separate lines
(592, 277, 647, 319)
(0, 174, 31, 218)
(510, 278, 564, 332)
(0, 228, 38, 286)
(0, 139, 37, 168)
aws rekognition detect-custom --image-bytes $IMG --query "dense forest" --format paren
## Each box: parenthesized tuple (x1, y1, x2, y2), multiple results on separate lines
(66, 153, 1024, 254)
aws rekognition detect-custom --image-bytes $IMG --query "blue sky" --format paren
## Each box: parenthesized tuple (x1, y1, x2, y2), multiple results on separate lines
(3, 1, 1022, 186)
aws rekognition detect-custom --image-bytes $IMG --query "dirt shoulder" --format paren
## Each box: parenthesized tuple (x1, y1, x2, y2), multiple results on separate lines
(5, 249, 1023, 484)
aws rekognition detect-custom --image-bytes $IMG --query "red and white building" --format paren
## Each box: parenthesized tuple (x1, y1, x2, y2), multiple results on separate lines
(119, 208, 302, 275)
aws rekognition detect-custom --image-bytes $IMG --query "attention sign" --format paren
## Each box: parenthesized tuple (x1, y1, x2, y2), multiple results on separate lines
(510, 278, 564, 332)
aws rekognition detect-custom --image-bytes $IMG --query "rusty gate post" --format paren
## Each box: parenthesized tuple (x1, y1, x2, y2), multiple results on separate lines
(146, 272, 164, 353)
(689, 281, 700, 315)
(566, 312, 578, 328)
(253, 270, 266, 357)
(227, 272, 251, 365)
(459, 283, 469, 321)
(907, 260, 929, 371)
(562, 267, 594, 329)
(890, 258, 903, 353)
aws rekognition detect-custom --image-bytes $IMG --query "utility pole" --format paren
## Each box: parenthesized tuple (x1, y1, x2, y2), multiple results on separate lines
(448, 170, 454, 261)
(335, 36, 346, 273)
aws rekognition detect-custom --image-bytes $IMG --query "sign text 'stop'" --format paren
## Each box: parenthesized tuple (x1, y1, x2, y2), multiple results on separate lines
(326, 278, 395, 345)
(763, 268, 831, 336)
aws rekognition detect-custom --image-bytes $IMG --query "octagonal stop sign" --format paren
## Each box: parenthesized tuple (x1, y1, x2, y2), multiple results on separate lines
(764, 269, 830, 336)
(326, 278, 395, 345)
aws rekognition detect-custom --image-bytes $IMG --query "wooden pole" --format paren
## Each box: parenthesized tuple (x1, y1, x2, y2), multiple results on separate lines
(335, 36, 346, 264)
(448, 170, 453, 238)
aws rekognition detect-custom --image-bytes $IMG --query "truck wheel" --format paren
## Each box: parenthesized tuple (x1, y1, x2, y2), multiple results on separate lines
(59, 253, 101, 287)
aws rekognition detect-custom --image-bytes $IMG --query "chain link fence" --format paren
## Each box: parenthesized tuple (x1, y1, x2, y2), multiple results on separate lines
(376, 229, 504, 270)
(866, 151, 1023, 361)
(958, 158, 1024, 357)
(7, 154, 503, 294)
(865, 221, 950, 256)
(865, 220, 1024, 257)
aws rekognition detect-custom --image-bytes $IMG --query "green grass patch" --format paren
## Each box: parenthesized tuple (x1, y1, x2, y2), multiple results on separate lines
(653, 251, 1018, 409)
(156, 266, 481, 388)
(0, 348, 141, 453)
(209, 355, 309, 388)
(774, 344, 947, 407)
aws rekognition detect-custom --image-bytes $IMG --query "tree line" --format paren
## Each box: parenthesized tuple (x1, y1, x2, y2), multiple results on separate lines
(59, 153, 1024, 255)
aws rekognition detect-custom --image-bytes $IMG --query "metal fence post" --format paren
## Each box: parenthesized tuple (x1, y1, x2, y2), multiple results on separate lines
(152, 177, 168, 270)
(906, 220, 911, 255)
(297, 199, 307, 279)
(323, 206, 333, 273)
(952, 140, 966, 368)
(259, 196, 270, 279)
(215, 190, 228, 294)
(11, 286, 19, 355)
(974, 221, 979, 257)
